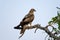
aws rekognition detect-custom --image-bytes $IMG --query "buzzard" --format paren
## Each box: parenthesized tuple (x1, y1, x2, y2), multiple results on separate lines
(14, 8, 36, 34)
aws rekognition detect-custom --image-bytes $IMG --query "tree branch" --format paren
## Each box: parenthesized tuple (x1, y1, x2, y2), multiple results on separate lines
(15, 24, 60, 40)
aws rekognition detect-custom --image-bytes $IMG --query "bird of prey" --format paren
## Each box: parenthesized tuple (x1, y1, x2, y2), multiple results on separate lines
(14, 8, 36, 34)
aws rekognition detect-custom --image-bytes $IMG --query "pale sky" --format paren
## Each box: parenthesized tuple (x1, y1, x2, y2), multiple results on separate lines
(0, 0, 60, 40)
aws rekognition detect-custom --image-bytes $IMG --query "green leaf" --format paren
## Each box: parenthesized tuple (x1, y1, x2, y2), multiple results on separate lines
(53, 28, 57, 32)
(48, 21, 53, 24)
(58, 26, 60, 30)
(52, 17, 57, 20)
(58, 22, 60, 30)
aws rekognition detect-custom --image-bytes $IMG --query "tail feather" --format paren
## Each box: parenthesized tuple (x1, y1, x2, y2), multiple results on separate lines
(19, 25, 27, 38)
(20, 29, 25, 34)
(20, 25, 26, 34)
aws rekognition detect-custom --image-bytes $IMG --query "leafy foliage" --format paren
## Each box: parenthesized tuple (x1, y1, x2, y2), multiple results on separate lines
(48, 7, 60, 30)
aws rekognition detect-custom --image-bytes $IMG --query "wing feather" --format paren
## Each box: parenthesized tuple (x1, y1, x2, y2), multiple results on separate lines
(20, 14, 34, 26)
(22, 14, 34, 22)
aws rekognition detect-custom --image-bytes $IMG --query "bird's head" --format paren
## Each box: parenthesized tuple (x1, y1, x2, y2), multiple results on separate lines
(31, 8, 36, 12)
(29, 8, 36, 13)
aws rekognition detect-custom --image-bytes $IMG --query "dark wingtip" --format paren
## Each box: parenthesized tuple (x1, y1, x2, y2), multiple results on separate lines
(14, 27, 23, 29)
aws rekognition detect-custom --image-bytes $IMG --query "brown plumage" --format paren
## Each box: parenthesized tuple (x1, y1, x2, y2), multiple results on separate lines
(14, 8, 36, 34)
